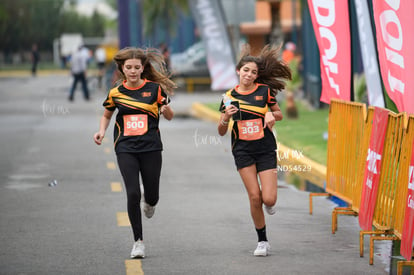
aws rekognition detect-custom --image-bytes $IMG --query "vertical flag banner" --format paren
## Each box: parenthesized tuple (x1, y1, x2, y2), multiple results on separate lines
(359, 108, 389, 231)
(189, 0, 238, 91)
(353, 0, 385, 108)
(308, 0, 351, 104)
(401, 141, 414, 260)
(372, 1, 414, 114)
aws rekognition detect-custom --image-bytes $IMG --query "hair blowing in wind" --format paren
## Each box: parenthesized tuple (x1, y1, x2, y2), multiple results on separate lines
(237, 44, 292, 97)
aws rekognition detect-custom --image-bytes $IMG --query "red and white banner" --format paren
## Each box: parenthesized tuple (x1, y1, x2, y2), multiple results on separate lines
(359, 108, 389, 231)
(308, 0, 351, 104)
(401, 141, 414, 260)
(373, 1, 414, 114)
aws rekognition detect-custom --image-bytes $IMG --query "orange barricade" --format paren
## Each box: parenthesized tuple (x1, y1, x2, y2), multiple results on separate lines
(395, 115, 414, 274)
(331, 107, 375, 233)
(349, 107, 375, 214)
(309, 99, 366, 214)
(325, 100, 366, 203)
(394, 115, 414, 238)
(395, 115, 413, 275)
(308, 99, 413, 268)
(309, 100, 370, 233)
(359, 112, 409, 265)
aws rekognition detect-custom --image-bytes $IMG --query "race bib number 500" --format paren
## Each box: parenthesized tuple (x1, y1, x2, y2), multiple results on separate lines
(123, 114, 148, 136)
(237, 119, 264, 141)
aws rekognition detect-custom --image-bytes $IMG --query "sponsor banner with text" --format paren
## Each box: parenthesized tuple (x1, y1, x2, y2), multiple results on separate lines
(308, 0, 351, 104)
(358, 108, 389, 231)
(373, 1, 414, 114)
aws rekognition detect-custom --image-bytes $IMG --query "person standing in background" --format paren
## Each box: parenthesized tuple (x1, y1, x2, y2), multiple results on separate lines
(282, 41, 296, 64)
(95, 46, 107, 89)
(31, 44, 40, 77)
(159, 43, 171, 73)
(68, 45, 90, 101)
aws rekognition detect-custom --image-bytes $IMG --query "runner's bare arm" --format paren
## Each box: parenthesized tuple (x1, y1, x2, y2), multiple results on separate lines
(161, 104, 174, 120)
(265, 103, 283, 129)
(94, 109, 114, 145)
(218, 105, 237, 136)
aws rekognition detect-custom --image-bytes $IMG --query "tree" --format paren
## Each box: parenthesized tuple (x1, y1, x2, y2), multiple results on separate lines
(0, 0, 108, 62)
(88, 10, 106, 37)
(0, 0, 65, 55)
(105, 0, 117, 11)
(142, 0, 189, 38)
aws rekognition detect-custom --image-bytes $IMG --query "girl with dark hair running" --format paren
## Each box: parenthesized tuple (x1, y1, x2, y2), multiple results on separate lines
(218, 44, 292, 256)
(94, 47, 176, 258)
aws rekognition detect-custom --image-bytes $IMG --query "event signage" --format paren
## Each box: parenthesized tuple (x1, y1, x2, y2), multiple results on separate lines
(353, 0, 385, 107)
(308, 0, 351, 104)
(189, 0, 238, 90)
(372, 1, 414, 114)
(359, 108, 389, 231)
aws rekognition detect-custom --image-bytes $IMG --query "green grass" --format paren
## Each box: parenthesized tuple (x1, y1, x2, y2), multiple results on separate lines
(205, 100, 329, 165)
(276, 101, 328, 165)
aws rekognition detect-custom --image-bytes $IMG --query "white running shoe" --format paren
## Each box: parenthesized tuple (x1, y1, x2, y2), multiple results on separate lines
(143, 203, 155, 219)
(265, 204, 276, 215)
(253, 241, 270, 256)
(130, 240, 145, 258)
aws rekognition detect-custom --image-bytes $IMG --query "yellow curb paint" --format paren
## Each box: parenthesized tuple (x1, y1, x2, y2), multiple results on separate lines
(0, 70, 71, 78)
(191, 102, 221, 122)
(117, 212, 131, 226)
(125, 260, 144, 275)
(104, 147, 111, 154)
(107, 161, 116, 170)
(191, 102, 233, 132)
(111, 182, 123, 192)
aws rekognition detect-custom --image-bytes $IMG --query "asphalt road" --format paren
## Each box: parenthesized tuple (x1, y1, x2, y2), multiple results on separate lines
(0, 74, 391, 275)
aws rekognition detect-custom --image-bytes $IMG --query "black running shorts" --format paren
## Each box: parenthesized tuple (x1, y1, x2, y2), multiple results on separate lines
(233, 150, 277, 172)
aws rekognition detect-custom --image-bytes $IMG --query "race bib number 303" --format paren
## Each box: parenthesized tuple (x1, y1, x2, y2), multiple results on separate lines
(237, 119, 264, 141)
(123, 114, 148, 136)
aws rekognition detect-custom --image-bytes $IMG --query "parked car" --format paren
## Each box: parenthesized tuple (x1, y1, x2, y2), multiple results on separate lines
(170, 42, 210, 77)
